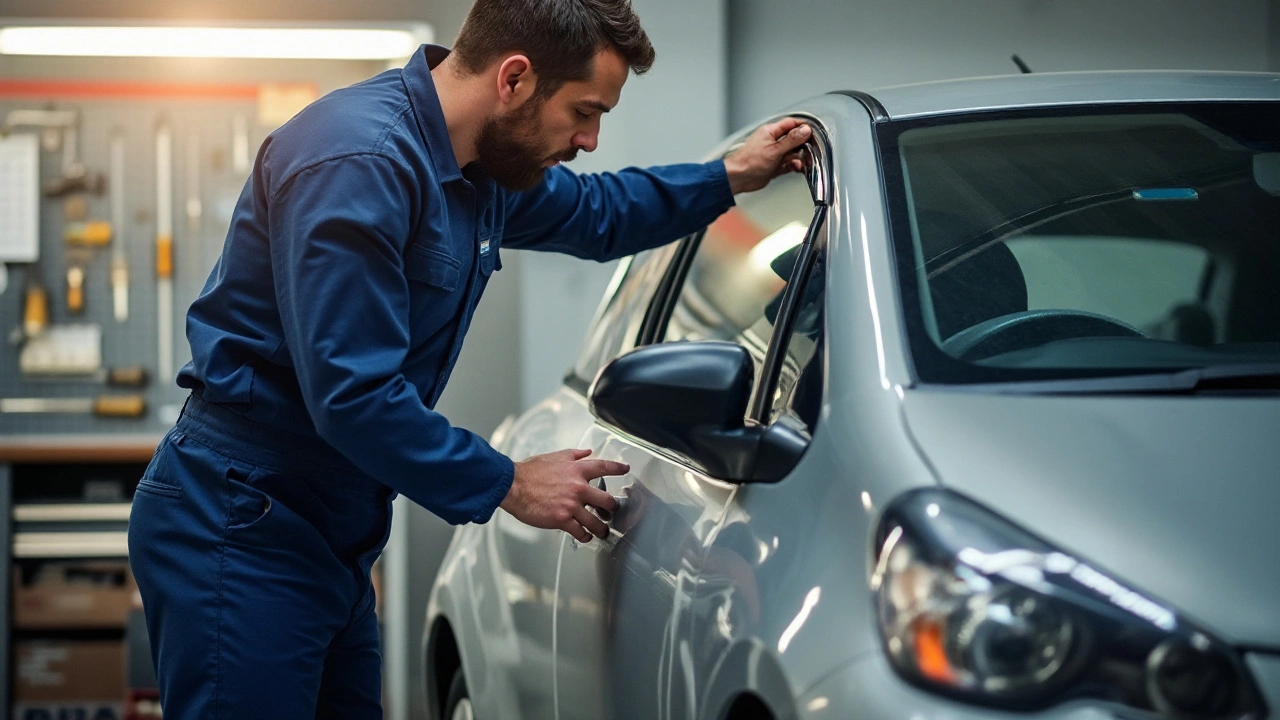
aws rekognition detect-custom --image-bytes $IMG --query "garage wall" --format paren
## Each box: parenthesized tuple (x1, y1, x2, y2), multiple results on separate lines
(510, 0, 729, 411)
(1271, 1, 1280, 72)
(728, 0, 1274, 129)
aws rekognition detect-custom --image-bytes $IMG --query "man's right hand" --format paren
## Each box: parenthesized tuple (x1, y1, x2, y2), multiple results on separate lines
(500, 448, 625, 543)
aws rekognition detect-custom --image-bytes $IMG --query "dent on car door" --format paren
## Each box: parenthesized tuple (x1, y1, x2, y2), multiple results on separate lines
(554, 143, 826, 719)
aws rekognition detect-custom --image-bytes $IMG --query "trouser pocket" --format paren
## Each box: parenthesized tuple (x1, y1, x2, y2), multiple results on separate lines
(226, 463, 273, 531)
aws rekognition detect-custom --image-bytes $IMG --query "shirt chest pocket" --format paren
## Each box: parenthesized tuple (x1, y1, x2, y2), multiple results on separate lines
(404, 244, 461, 291)
(403, 243, 465, 345)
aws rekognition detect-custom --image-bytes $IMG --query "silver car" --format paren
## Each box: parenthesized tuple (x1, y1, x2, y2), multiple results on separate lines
(424, 71, 1280, 720)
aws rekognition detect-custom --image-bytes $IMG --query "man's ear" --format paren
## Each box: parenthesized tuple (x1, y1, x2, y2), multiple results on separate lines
(495, 54, 537, 107)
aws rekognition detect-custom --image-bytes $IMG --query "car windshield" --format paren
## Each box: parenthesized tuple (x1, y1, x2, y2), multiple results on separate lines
(880, 102, 1280, 384)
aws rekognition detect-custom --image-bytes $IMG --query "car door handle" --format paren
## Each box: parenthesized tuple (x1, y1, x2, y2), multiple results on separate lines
(592, 476, 629, 525)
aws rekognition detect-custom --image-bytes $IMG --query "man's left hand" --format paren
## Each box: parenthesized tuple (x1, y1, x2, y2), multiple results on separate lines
(723, 118, 812, 195)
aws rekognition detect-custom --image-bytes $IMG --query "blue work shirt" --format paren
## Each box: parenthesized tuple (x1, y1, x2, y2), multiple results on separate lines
(177, 45, 735, 524)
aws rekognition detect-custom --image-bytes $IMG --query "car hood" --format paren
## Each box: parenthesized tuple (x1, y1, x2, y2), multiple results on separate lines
(899, 388, 1280, 647)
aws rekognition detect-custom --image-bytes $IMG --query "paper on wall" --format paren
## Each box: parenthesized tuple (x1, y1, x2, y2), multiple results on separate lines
(0, 133, 40, 263)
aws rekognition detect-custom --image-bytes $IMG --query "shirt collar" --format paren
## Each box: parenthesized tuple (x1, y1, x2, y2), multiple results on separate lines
(402, 44, 464, 183)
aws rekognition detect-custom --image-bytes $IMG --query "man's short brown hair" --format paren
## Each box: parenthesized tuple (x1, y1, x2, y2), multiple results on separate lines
(452, 0, 655, 99)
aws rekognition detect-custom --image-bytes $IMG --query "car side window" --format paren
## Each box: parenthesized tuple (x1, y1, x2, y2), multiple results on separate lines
(662, 171, 816, 385)
(573, 244, 681, 383)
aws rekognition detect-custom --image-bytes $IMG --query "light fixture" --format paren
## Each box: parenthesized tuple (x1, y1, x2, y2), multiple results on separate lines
(0, 21, 433, 61)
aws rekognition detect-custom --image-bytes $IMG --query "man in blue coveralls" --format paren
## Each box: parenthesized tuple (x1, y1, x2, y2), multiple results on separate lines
(127, 0, 812, 716)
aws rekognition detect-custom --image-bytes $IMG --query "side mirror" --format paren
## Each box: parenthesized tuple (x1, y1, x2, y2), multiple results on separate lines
(588, 342, 807, 483)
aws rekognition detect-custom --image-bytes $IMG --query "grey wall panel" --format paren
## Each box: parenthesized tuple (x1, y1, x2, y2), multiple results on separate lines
(515, 0, 729, 411)
(729, 0, 1273, 128)
(1271, 0, 1280, 72)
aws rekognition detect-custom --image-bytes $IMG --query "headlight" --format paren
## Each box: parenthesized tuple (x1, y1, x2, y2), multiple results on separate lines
(872, 490, 1261, 718)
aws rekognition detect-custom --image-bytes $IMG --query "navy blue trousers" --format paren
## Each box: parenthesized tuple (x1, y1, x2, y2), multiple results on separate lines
(128, 395, 392, 719)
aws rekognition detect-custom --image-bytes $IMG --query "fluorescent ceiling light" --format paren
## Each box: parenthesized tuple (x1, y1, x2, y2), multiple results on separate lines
(0, 22, 432, 60)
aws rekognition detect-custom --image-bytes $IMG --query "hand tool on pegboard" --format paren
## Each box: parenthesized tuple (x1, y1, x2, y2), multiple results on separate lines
(65, 263, 86, 315)
(21, 269, 49, 339)
(45, 118, 106, 198)
(63, 210, 104, 318)
(186, 131, 203, 235)
(1, 394, 147, 418)
(110, 131, 129, 322)
(155, 121, 174, 384)
(27, 365, 150, 388)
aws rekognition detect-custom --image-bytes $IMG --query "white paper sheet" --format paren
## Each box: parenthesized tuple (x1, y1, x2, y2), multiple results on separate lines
(0, 133, 40, 263)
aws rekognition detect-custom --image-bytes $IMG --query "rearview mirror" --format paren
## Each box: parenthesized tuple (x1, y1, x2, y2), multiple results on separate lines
(588, 342, 807, 483)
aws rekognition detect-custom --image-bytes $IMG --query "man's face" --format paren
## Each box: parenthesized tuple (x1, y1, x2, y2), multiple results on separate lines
(477, 48, 629, 191)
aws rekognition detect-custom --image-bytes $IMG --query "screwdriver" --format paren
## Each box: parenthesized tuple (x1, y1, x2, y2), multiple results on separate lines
(66, 264, 85, 314)
(22, 272, 49, 338)
(1, 394, 147, 418)
(26, 366, 150, 388)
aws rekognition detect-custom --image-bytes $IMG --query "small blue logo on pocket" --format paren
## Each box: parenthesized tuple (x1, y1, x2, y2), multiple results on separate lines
(480, 238, 491, 255)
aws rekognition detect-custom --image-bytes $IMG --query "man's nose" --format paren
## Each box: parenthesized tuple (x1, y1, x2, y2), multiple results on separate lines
(573, 131, 599, 153)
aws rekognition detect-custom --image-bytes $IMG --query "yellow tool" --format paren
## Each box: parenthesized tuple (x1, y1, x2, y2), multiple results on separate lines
(0, 394, 147, 418)
(63, 221, 112, 246)
(66, 264, 85, 314)
(22, 273, 49, 338)
(156, 122, 174, 381)
(110, 131, 129, 322)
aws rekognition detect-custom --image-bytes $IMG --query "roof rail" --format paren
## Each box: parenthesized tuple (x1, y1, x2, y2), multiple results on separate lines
(831, 90, 889, 123)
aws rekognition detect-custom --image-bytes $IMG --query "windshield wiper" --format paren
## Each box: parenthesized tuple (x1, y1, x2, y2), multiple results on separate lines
(967, 363, 1280, 395)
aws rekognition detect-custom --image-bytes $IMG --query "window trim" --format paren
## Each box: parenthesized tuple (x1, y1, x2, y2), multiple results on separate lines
(642, 115, 835, 425)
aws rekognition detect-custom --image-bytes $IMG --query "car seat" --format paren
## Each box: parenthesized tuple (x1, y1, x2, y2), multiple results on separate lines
(928, 241, 1029, 342)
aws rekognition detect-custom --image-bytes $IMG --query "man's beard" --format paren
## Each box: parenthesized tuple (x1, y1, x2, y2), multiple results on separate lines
(475, 98, 576, 192)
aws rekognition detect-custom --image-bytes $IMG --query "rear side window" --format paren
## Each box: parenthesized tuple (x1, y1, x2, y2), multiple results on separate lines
(572, 245, 679, 383)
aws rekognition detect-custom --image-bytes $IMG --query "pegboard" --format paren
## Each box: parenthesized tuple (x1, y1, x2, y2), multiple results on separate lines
(0, 97, 269, 437)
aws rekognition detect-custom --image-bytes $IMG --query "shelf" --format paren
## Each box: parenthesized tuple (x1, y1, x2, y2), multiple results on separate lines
(13, 531, 129, 559)
(14, 503, 132, 523)
(0, 435, 163, 463)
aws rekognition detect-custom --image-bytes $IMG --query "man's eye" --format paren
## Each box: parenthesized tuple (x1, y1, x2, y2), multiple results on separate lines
(577, 110, 592, 119)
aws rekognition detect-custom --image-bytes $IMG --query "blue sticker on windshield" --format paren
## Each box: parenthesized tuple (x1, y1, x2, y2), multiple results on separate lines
(1133, 188, 1198, 201)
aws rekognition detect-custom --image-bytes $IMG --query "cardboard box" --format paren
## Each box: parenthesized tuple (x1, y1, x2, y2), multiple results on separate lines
(14, 561, 135, 629)
(14, 639, 124, 720)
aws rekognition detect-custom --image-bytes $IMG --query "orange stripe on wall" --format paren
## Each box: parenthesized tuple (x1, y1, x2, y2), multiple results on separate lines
(0, 79, 270, 101)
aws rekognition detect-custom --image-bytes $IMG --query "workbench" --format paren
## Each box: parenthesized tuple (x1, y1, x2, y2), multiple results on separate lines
(0, 434, 161, 719)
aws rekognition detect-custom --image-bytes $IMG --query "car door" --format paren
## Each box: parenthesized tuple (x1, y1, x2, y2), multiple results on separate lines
(553, 127, 828, 720)
(480, 244, 678, 719)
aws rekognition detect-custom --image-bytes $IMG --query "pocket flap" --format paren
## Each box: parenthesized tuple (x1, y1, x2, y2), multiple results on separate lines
(404, 244, 461, 291)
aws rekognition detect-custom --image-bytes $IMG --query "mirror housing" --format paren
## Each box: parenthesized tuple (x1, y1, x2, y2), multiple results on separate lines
(589, 342, 807, 483)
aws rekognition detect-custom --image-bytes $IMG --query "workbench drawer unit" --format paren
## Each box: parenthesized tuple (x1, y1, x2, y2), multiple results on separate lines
(2, 444, 156, 720)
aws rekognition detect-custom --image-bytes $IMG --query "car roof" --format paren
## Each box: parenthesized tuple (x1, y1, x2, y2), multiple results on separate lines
(847, 70, 1280, 121)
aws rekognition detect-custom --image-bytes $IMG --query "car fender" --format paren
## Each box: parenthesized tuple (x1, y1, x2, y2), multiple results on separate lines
(698, 637, 799, 720)
(425, 522, 525, 720)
